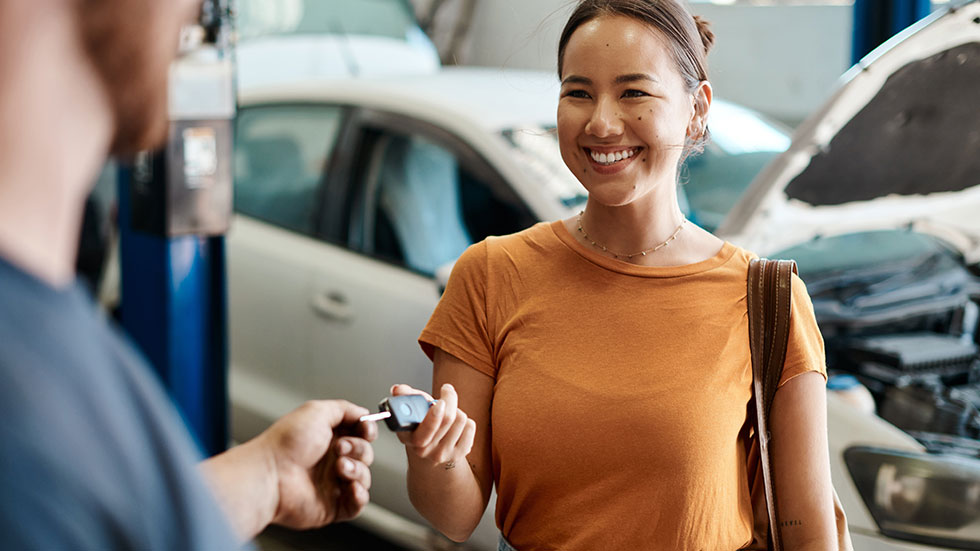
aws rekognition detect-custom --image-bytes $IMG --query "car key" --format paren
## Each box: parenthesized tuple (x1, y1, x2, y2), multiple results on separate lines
(359, 395, 435, 432)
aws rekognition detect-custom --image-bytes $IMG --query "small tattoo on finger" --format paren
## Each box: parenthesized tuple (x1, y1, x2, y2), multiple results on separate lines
(779, 520, 804, 528)
(443, 460, 456, 470)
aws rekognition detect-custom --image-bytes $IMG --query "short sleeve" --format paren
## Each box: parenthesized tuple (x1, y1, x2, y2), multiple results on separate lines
(778, 273, 828, 388)
(419, 240, 497, 378)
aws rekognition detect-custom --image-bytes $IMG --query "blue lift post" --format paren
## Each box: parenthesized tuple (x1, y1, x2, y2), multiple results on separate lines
(852, 0, 932, 64)
(117, 176, 229, 456)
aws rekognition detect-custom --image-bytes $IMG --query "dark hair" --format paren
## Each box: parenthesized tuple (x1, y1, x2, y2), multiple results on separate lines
(557, 0, 714, 94)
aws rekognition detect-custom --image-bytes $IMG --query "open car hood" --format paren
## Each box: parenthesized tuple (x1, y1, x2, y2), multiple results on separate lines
(717, 1, 980, 263)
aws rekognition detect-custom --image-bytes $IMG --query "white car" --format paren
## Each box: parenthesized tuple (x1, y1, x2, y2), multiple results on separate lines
(228, 2, 980, 548)
(235, 0, 440, 91)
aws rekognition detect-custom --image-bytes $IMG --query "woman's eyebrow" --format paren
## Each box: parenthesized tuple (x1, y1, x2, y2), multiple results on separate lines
(561, 75, 591, 86)
(560, 74, 660, 86)
(615, 73, 658, 84)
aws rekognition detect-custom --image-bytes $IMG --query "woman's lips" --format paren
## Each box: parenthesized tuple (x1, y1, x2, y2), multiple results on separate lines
(584, 146, 642, 174)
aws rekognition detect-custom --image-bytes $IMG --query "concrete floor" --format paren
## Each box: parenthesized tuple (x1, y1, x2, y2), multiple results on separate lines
(255, 523, 411, 551)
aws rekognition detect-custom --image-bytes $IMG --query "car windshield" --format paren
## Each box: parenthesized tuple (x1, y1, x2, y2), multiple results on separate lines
(772, 230, 956, 282)
(501, 126, 587, 210)
(682, 102, 791, 232)
(237, 0, 419, 41)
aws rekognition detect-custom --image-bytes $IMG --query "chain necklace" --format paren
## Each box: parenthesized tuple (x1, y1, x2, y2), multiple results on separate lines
(576, 210, 687, 261)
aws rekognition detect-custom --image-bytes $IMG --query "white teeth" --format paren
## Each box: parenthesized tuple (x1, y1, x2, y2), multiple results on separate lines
(590, 148, 636, 165)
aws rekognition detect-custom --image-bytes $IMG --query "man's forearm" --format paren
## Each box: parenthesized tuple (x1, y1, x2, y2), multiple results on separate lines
(199, 439, 279, 541)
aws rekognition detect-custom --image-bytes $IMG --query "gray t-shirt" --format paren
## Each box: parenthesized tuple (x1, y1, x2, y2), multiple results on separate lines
(0, 254, 240, 550)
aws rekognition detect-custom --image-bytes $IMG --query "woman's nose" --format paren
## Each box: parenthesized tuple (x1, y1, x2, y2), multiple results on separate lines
(585, 97, 623, 138)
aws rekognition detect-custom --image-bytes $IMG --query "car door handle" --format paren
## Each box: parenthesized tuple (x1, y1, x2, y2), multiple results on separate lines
(311, 291, 353, 322)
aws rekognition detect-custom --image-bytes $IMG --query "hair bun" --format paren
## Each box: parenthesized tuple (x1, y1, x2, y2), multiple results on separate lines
(692, 15, 715, 56)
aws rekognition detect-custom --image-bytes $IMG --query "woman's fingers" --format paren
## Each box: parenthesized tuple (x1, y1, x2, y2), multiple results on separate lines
(390, 383, 433, 402)
(426, 384, 459, 447)
(458, 418, 477, 456)
(430, 409, 470, 463)
(401, 397, 445, 447)
(393, 383, 473, 466)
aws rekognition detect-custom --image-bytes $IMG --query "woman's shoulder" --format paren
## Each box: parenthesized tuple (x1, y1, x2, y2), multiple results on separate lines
(451, 221, 558, 275)
(481, 221, 562, 258)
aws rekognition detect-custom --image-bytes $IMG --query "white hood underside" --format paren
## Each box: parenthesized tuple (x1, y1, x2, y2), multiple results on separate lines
(718, 1, 980, 263)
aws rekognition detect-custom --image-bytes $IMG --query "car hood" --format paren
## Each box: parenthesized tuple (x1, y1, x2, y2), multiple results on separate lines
(717, 1, 980, 263)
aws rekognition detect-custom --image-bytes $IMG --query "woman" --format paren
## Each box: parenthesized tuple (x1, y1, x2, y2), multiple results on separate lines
(392, 1, 838, 549)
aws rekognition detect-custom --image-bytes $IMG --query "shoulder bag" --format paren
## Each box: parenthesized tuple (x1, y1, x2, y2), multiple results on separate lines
(746, 258, 854, 551)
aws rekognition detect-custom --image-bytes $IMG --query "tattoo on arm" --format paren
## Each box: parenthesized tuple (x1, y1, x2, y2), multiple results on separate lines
(779, 520, 804, 528)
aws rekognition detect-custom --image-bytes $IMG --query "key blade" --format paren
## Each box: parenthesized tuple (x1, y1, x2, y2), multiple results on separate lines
(359, 411, 391, 423)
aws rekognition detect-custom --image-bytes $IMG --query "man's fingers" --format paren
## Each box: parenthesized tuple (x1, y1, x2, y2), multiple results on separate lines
(336, 457, 372, 490)
(335, 437, 374, 467)
(354, 417, 378, 442)
(304, 399, 370, 431)
(337, 480, 370, 522)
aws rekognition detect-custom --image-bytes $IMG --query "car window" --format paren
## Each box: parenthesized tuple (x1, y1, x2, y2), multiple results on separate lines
(361, 131, 535, 275)
(234, 105, 344, 235)
(681, 101, 791, 232)
(238, 0, 418, 41)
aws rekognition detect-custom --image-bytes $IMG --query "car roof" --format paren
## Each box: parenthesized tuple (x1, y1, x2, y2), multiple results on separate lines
(238, 67, 759, 137)
(238, 67, 564, 133)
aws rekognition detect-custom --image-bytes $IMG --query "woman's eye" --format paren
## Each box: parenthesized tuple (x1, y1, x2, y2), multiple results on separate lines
(563, 89, 591, 99)
(622, 89, 649, 98)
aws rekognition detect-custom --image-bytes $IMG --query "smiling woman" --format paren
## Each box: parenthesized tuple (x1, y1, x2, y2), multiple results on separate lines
(393, 1, 843, 550)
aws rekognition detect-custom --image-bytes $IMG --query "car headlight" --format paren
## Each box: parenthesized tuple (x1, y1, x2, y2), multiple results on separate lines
(845, 446, 980, 549)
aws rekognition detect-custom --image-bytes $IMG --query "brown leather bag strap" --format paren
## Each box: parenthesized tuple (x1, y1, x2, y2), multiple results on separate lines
(747, 258, 798, 551)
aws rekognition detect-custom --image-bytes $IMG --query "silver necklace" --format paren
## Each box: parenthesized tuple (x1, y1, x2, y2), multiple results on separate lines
(576, 210, 687, 261)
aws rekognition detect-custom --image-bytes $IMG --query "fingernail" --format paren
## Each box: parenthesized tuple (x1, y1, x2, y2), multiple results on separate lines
(341, 458, 354, 474)
(390, 384, 399, 394)
(338, 440, 352, 455)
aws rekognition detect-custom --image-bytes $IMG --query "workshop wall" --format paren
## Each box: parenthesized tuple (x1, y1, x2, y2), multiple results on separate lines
(414, 0, 853, 127)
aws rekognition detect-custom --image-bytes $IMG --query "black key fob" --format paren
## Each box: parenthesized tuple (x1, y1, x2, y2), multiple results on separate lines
(378, 395, 435, 432)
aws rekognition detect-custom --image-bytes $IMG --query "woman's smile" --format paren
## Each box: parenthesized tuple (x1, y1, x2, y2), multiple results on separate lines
(583, 146, 643, 174)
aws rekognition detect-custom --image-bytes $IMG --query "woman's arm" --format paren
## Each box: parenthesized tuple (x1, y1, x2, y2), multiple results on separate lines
(769, 371, 838, 549)
(393, 348, 495, 542)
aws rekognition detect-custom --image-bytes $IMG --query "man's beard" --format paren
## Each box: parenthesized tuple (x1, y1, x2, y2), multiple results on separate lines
(75, 1, 183, 156)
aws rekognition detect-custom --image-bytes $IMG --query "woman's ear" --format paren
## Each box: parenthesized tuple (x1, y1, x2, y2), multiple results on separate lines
(689, 80, 713, 139)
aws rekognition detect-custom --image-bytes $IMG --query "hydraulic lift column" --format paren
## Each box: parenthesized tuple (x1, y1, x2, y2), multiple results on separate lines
(118, 1, 235, 456)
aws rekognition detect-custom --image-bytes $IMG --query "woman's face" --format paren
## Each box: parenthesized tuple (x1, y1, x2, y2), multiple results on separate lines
(557, 15, 699, 208)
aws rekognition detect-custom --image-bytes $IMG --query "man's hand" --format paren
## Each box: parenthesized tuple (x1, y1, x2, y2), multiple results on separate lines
(201, 400, 377, 540)
(259, 400, 377, 529)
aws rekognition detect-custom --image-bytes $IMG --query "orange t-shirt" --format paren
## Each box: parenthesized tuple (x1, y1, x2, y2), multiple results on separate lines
(419, 221, 826, 551)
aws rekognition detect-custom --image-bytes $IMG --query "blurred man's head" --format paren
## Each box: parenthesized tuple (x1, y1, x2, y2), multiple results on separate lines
(74, 0, 200, 155)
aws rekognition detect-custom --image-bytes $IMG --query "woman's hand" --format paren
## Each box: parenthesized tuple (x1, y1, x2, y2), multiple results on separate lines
(392, 383, 477, 469)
